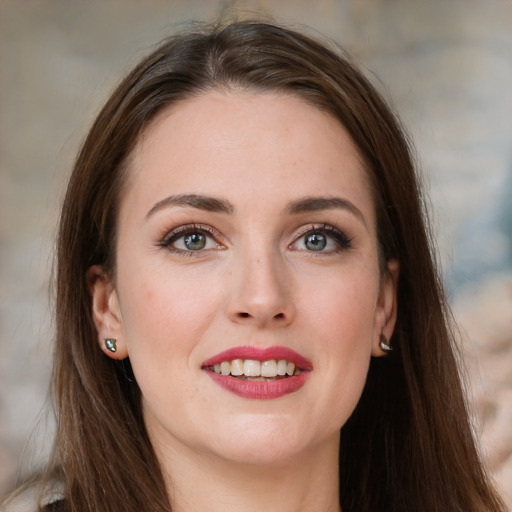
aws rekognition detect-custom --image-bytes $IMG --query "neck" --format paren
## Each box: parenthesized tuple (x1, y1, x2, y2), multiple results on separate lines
(153, 436, 341, 512)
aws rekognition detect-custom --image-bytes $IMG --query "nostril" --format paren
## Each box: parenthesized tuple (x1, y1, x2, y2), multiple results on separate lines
(274, 313, 285, 319)
(239, 312, 250, 318)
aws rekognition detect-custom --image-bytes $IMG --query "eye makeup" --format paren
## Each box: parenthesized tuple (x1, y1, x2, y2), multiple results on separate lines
(289, 223, 353, 254)
(157, 223, 225, 256)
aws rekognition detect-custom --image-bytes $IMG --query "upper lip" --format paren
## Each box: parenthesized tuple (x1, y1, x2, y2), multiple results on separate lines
(202, 345, 313, 371)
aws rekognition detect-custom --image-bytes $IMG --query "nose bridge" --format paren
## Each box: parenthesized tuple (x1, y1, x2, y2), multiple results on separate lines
(226, 241, 294, 327)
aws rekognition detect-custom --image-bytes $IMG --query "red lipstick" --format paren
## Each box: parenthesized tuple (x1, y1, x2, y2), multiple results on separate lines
(202, 346, 312, 400)
(203, 346, 313, 370)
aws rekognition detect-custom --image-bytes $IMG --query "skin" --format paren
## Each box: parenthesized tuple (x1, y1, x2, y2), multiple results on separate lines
(89, 91, 398, 512)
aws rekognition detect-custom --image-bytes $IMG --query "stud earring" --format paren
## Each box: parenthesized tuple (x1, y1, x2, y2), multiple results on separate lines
(104, 338, 117, 353)
(379, 334, 392, 352)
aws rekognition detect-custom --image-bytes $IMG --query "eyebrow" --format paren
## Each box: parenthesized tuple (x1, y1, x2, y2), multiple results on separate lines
(145, 193, 366, 227)
(285, 196, 367, 227)
(145, 194, 234, 220)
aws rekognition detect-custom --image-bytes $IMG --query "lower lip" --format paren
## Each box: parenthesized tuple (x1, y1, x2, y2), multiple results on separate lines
(205, 371, 310, 399)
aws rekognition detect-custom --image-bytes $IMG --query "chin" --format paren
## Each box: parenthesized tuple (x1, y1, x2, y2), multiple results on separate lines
(211, 437, 307, 467)
(197, 413, 328, 467)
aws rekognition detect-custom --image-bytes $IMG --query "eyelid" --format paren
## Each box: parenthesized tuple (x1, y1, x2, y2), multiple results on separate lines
(158, 223, 226, 252)
(289, 223, 353, 251)
(291, 223, 343, 239)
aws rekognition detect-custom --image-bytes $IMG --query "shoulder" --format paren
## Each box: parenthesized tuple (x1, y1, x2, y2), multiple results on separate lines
(1, 484, 65, 512)
(40, 501, 66, 512)
(1, 488, 37, 512)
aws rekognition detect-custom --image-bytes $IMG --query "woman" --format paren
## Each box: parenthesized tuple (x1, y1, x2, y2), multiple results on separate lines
(3, 20, 506, 512)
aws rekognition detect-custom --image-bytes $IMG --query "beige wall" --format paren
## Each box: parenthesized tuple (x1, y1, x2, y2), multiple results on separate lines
(1, 0, 511, 505)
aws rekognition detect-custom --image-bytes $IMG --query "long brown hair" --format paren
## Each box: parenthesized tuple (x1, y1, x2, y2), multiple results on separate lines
(39, 20, 505, 512)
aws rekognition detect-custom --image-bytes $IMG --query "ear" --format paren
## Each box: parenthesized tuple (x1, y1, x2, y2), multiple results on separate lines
(86, 265, 128, 360)
(372, 259, 399, 357)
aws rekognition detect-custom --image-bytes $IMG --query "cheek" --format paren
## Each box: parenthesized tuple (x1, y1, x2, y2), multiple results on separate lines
(299, 262, 379, 337)
(298, 268, 378, 427)
(116, 262, 226, 372)
(122, 281, 208, 347)
(312, 283, 375, 381)
(117, 277, 210, 409)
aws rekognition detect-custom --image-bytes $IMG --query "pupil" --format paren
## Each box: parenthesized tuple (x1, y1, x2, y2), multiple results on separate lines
(184, 233, 206, 250)
(305, 233, 326, 251)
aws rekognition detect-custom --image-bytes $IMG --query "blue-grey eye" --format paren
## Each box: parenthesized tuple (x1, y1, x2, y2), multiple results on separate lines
(305, 233, 327, 251)
(184, 233, 206, 250)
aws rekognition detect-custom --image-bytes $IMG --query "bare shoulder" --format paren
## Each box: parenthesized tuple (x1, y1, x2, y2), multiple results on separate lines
(1, 483, 64, 512)
(1, 487, 39, 512)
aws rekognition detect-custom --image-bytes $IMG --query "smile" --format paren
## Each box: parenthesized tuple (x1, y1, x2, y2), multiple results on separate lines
(202, 346, 312, 399)
(208, 359, 303, 379)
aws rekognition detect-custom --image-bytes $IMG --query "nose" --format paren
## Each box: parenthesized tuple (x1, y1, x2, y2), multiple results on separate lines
(225, 249, 295, 328)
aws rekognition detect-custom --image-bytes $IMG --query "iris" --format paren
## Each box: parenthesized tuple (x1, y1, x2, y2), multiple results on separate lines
(305, 233, 327, 251)
(184, 233, 206, 250)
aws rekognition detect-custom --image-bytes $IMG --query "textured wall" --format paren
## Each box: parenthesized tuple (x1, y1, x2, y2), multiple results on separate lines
(1, 0, 511, 505)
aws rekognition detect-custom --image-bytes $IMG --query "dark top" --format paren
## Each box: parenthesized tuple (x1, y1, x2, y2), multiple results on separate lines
(41, 501, 66, 512)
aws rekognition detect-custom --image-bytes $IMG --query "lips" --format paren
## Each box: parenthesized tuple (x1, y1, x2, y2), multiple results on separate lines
(202, 346, 312, 399)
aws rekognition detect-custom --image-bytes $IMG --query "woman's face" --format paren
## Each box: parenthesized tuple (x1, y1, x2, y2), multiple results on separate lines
(90, 91, 398, 467)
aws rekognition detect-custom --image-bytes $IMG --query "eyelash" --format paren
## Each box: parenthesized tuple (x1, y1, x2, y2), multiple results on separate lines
(157, 222, 353, 256)
(290, 224, 353, 254)
(158, 224, 224, 256)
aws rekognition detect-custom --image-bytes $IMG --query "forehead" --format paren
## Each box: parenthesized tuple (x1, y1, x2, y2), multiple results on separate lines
(124, 90, 375, 222)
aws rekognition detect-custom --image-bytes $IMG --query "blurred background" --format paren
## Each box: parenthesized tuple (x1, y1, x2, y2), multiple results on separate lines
(1, 0, 511, 506)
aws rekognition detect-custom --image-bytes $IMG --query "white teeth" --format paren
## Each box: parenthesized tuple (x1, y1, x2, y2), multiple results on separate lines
(210, 358, 303, 378)
(230, 359, 244, 376)
(277, 359, 287, 375)
(244, 359, 261, 377)
(260, 360, 278, 378)
(220, 361, 231, 376)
